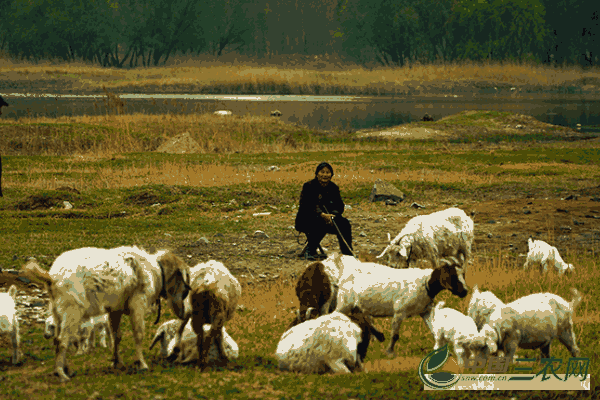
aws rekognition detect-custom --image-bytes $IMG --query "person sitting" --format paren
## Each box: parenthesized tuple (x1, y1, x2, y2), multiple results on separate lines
(295, 162, 353, 259)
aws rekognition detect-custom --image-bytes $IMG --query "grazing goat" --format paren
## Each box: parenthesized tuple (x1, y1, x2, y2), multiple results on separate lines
(523, 238, 574, 275)
(23, 246, 191, 382)
(289, 255, 342, 327)
(427, 301, 486, 367)
(377, 207, 474, 269)
(0, 285, 21, 364)
(44, 313, 112, 354)
(480, 288, 582, 361)
(168, 260, 241, 369)
(276, 307, 385, 374)
(150, 318, 238, 364)
(334, 256, 468, 356)
(467, 284, 506, 330)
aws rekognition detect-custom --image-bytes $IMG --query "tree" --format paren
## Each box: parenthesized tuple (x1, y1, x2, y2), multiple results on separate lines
(450, 0, 546, 61)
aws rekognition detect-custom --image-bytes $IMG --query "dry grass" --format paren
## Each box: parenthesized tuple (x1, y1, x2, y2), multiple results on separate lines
(1, 55, 599, 94)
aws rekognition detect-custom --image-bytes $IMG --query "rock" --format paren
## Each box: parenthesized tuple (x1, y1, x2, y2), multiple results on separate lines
(573, 220, 584, 226)
(214, 233, 224, 237)
(359, 231, 367, 237)
(368, 179, 404, 203)
(155, 132, 201, 154)
(523, 210, 531, 214)
(214, 110, 232, 116)
(63, 201, 73, 210)
(197, 237, 209, 245)
(345, 205, 352, 210)
(151, 203, 161, 208)
(585, 215, 600, 219)
(410, 202, 425, 209)
(564, 194, 578, 200)
(422, 113, 434, 122)
(12, 255, 18, 261)
(270, 110, 282, 117)
(560, 226, 572, 231)
(17, 276, 31, 284)
(487, 220, 497, 224)
(487, 233, 493, 238)
(556, 208, 568, 213)
(385, 199, 398, 206)
(591, 197, 600, 202)
(253, 212, 271, 217)
(267, 166, 280, 172)
(253, 230, 269, 239)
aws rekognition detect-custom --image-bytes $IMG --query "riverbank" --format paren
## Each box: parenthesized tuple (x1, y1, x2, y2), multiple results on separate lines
(1, 58, 599, 96)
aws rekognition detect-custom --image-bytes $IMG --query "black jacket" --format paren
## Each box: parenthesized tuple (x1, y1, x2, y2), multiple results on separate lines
(295, 178, 345, 233)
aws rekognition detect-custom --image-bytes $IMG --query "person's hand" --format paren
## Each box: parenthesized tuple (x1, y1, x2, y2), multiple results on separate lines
(321, 213, 335, 225)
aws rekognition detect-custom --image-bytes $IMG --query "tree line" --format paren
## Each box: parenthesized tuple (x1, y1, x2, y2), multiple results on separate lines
(0, 0, 596, 67)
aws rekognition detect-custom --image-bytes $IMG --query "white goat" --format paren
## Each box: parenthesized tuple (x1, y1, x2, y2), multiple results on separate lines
(24, 246, 191, 382)
(377, 207, 474, 269)
(480, 288, 582, 361)
(467, 284, 506, 331)
(0, 285, 21, 365)
(44, 313, 112, 354)
(150, 318, 238, 363)
(276, 307, 385, 374)
(168, 260, 241, 369)
(427, 301, 486, 367)
(523, 238, 574, 275)
(334, 255, 468, 356)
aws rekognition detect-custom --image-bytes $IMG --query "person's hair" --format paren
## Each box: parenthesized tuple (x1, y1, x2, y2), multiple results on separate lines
(315, 162, 333, 176)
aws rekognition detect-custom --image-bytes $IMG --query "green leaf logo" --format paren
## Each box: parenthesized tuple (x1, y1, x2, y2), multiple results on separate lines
(418, 344, 460, 390)
(426, 344, 449, 372)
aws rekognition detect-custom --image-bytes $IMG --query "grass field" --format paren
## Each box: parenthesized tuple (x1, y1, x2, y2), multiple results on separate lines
(1, 55, 600, 95)
(1, 109, 599, 399)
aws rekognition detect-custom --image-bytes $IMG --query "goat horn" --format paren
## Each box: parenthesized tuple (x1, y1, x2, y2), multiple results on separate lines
(376, 245, 390, 259)
(305, 307, 315, 319)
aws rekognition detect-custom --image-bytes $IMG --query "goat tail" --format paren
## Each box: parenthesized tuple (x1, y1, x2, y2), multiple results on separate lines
(569, 288, 582, 312)
(23, 260, 52, 285)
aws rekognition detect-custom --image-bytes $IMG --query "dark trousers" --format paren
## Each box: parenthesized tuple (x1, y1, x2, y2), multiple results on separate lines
(305, 215, 353, 256)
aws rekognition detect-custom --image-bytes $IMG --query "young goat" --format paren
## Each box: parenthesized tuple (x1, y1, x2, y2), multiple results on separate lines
(0, 285, 21, 365)
(150, 318, 238, 363)
(427, 301, 486, 367)
(334, 256, 468, 357)
(523, 238, 574, 275)
(377, 207, 474, 270)
(467, 284, 506, 331)
(276, 307, 385, 374)
(168, 260, 241, 370)
(44, 313, 112, 354)
(480, 288, 582, 361)
(24, 246, 191, 382)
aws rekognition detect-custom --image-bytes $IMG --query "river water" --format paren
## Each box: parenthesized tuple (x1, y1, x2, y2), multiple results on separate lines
(1, 92, 599, 133)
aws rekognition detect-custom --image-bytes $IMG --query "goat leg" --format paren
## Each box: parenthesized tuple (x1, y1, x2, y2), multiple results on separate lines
(108, 311, 125, 370)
